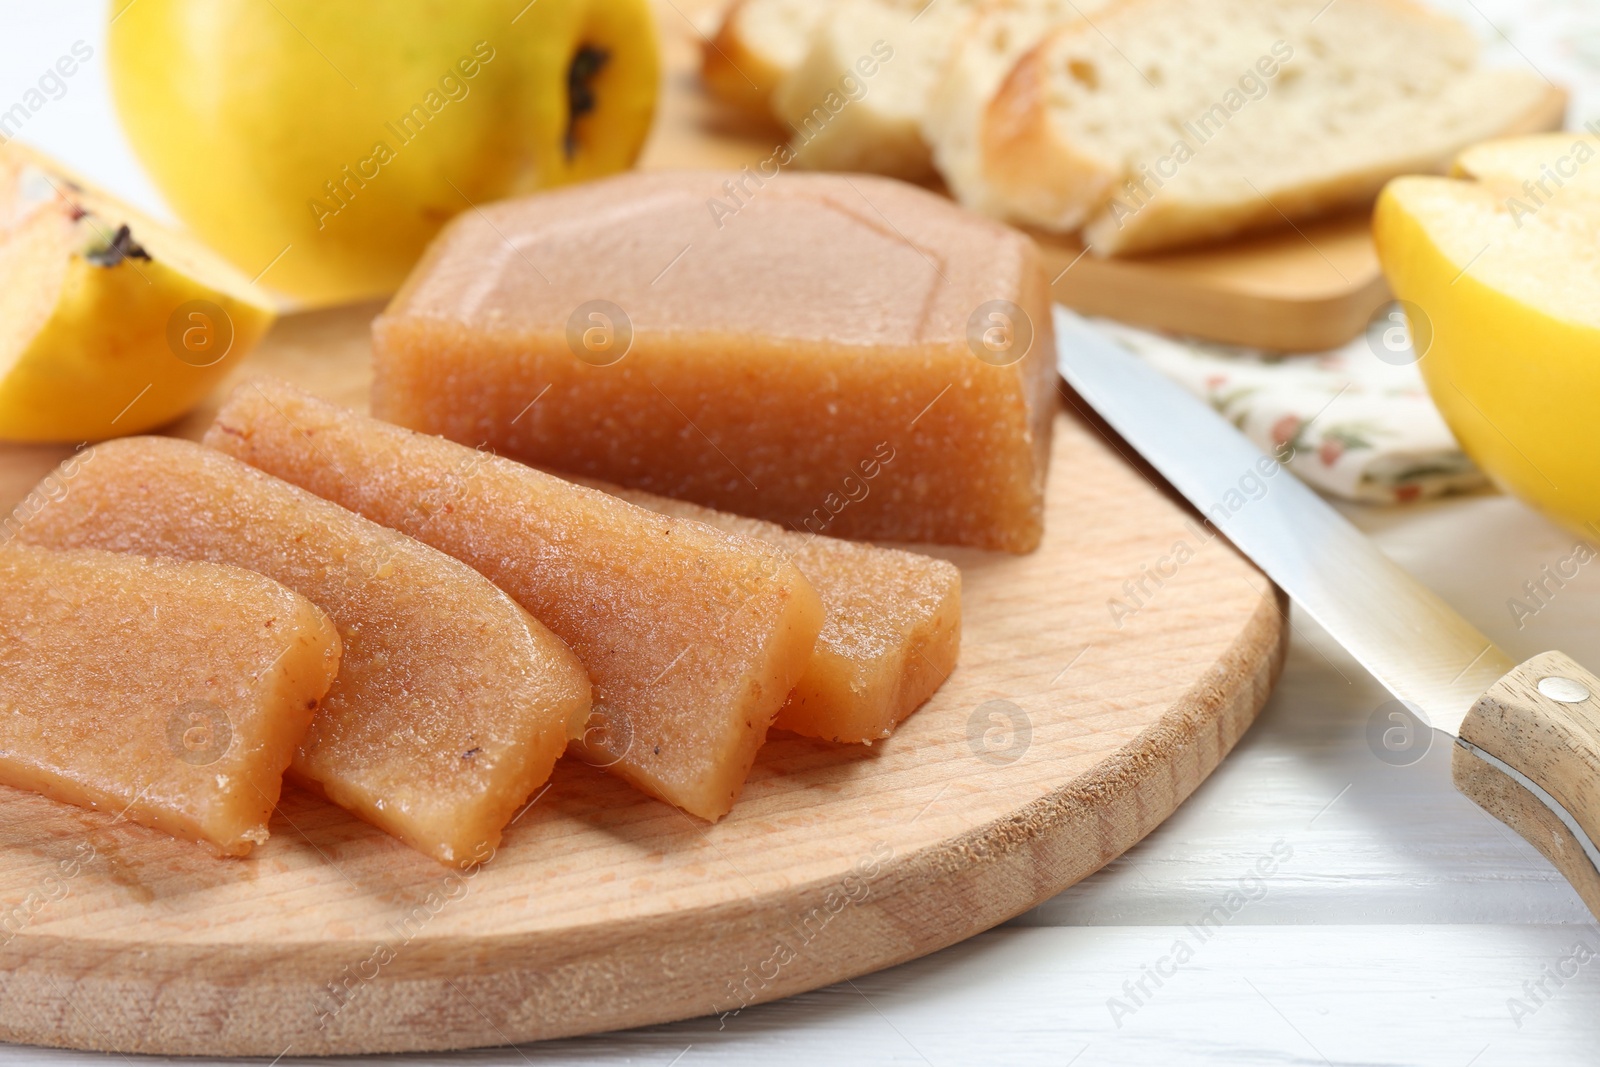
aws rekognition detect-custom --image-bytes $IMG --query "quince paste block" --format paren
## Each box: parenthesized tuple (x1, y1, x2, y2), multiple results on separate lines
(205, 378, 824, 821)
(0, 542, 340, 857)
(370, 170, 1054, 553)
(578, 476, 961, 744)
(18, 437, 590, 866)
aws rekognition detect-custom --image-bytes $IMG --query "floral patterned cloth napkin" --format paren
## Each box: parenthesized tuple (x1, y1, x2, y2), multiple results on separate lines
(1082, 0, 1599, 505)
(1091, 319, 1488, 505)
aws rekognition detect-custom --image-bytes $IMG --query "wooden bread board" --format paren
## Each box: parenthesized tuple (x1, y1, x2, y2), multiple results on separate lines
(0, 2, 1297, 1051)
(655, 0, 1568, 352)
(0, 302, 1285, 1055)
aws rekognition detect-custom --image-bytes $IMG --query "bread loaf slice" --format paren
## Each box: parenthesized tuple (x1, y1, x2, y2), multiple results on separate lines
(772, 0, 982, 181)
(980, 0, 1560, 255)
(923, 0, 1108, 214)
(703, 0, 828, 116)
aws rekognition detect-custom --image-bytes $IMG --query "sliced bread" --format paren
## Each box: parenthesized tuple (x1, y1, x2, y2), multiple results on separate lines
(923, 0, 1109, 214)
(980, 0, 1560, 255)
(771, 0, 984, 181)
(703, 0, 829, 116)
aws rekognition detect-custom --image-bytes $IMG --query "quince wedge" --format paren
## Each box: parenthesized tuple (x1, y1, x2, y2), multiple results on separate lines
(0, 144, 275, 443)
(1373, 133, 1600, 536)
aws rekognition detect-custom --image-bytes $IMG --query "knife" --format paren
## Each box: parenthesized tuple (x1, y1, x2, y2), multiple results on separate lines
(1054, 306, 1600, 917)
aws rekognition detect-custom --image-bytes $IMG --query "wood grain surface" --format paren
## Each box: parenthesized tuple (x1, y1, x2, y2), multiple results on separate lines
(0, 2, 1296, 1052)
(1036, 216, 1390, 354)
(1455, 650, 1600, 919)
(0, 302, 1284, 1055)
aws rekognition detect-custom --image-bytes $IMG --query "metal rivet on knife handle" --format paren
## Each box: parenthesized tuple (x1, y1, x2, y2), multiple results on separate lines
(1537, 676, 1591, 704)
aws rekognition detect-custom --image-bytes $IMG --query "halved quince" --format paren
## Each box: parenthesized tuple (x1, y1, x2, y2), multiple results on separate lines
(1455, 133, 1600, 218)
(0, 144, 275, 443)
(1374, 134, 1600, 535)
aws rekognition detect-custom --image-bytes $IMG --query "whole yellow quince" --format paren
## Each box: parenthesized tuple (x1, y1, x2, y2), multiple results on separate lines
(108, 0, 659, 305)
(1375, 133, 1600, 537)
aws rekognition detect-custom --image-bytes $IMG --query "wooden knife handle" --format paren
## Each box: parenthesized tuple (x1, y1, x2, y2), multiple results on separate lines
(1453, 650, 1600, 916)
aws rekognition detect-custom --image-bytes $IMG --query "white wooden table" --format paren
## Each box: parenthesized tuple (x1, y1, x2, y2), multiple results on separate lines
(7, 4, 1600, 1064)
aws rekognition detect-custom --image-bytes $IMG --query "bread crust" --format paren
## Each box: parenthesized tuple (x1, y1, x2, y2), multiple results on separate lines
(1084, 78, 1566, 256)
(980, 0, 1568, 255)
(926, 0, 1113, 216)
(770, 1, 945, 182)
(701, 0, 801, 117)
(979, 27, 1116, 233)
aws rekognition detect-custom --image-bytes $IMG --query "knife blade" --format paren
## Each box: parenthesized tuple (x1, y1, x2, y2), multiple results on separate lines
(1052, 306, 1511, 735)
(1053, 306, 1600, 906)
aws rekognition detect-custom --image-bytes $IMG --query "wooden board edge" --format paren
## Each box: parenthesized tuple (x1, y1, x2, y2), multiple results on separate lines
(0, 584, 1287, 1056)
(1049, 250, 1390, 352)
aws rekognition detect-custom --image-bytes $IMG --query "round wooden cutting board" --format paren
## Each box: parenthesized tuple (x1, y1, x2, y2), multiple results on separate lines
(0, 305, 1285, 1056)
